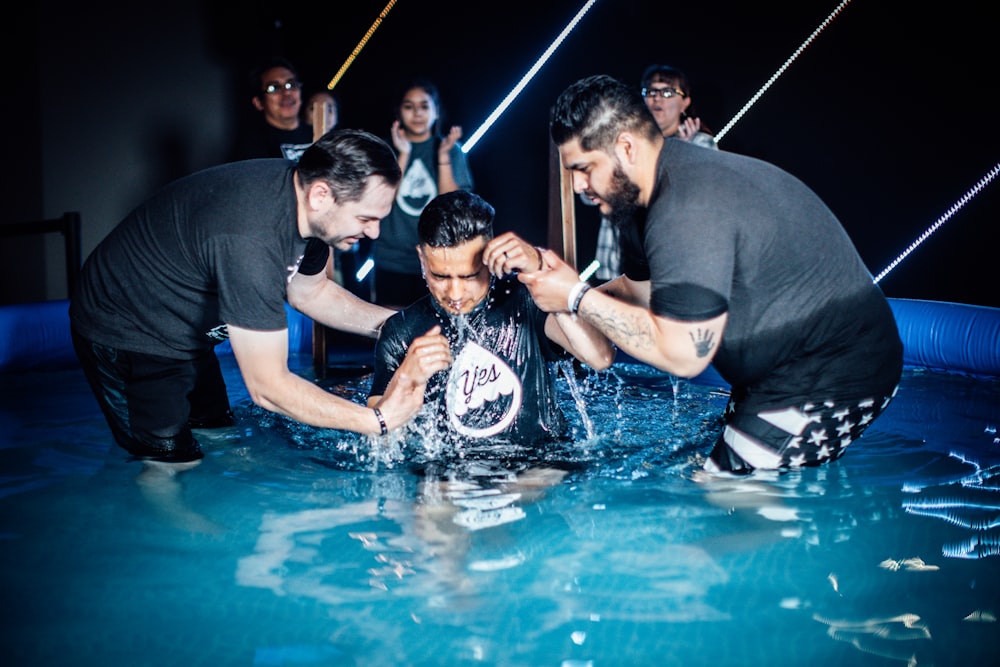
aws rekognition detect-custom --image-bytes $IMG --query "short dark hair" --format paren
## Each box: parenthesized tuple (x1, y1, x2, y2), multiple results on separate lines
(639, 64, 691, 96)
(418, 191, 495, 248)
(296, 129, 401, 202)
(550, 74, 660, 152)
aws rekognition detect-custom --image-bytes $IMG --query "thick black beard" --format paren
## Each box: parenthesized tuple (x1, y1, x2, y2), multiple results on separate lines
(604, 166, 645, 231)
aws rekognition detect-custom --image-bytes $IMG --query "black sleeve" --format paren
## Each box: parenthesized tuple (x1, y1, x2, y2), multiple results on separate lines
(369, 313, 410, 398)
(297, 239, 331, 276)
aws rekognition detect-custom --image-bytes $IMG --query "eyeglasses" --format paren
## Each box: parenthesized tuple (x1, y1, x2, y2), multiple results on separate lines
(263, 79, 301, 95)
(641, 86, 686, 100)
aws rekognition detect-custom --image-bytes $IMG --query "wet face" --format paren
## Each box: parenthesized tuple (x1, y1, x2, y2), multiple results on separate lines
(255, 66, 302, 129)
(306, 178, 396, 250)
(398, 87, 438, 141)
(642, 78, 691, 137)
(418, 237, 491, 315)
(559, 137, 642, 225)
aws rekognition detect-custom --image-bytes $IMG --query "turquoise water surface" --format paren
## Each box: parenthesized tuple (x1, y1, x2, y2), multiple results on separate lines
(2, 356, 998, 666)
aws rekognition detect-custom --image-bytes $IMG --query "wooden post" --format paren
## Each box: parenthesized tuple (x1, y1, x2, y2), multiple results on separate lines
(311, 102, 334, 378)
(547, 139, 577, 267)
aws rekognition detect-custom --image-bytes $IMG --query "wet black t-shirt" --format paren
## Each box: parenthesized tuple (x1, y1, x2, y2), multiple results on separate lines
(369, 277, 568, 446)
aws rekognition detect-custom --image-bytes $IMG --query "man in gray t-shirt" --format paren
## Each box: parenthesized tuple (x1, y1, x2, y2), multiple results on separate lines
(522, 75, 902, 473)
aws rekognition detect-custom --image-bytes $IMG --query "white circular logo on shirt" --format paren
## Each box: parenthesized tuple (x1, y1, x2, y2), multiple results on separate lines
(396, 158, 437, 217)
(445, 341, 522, 438)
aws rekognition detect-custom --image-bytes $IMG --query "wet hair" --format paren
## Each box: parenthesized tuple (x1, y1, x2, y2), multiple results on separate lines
(250, 56, 300, 100)
(639, 64, 691, 96)
(296, 129, 401, 202)
(550, 74, 660, 152)
(397, 77, 445, 135)
(418, 191, 495, 248)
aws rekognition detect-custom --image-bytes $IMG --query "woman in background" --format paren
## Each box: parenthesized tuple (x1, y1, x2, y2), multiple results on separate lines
(372, 79, 474, 308)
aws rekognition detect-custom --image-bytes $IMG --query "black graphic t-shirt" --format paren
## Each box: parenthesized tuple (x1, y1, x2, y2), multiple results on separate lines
(369, 277, 568, 446)
(231, 122, 314, 162)
(373, 137, 474, 275)
(70, 159, 327, 359)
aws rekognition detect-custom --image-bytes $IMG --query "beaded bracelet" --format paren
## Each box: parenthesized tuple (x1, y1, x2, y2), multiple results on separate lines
(372, 407, 388, 436)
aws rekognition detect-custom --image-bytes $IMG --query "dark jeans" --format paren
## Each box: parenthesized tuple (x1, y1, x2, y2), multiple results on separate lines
(72, 330, 234, 463)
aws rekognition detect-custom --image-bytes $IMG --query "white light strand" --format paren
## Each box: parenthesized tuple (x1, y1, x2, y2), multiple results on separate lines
(462, 0, 599, 154)
(873, 163, 1000, 285)
(714, 0, 853, 144)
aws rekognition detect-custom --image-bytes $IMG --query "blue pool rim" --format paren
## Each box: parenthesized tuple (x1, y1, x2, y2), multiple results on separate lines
(1, 298, 998, 380)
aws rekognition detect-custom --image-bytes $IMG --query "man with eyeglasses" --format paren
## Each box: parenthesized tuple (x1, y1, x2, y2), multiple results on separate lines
(231, 57, 315, 162)
(521, 74, 903, 474)
(584, 66, 719, 287)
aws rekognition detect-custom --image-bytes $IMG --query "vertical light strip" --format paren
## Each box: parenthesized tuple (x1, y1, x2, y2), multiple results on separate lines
(462, 0, 599, 154)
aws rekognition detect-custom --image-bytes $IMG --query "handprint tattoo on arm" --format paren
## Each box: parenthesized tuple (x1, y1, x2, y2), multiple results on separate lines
(690, 328, 716, 358)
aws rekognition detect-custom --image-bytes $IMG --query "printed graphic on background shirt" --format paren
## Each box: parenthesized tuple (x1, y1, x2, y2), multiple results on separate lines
(396, 159, 437, 216)
(444, 341, 522, 438)
(281, 143, 311, 162)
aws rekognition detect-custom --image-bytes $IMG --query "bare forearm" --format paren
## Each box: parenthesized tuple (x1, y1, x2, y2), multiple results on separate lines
(294, 280, 394, 338)
(248, 368, 385, 434)
(437, 161, 460, 194)
(548, 312, 614, 370)
(575, 289, 720, 377)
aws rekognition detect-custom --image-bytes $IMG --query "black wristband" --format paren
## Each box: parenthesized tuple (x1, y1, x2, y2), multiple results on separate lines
(373, 407, 388, 436)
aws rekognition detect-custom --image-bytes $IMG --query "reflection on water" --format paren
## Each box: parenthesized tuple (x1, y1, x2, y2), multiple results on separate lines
(902, 452, 1000, 559)
(2, 360, 999, 665)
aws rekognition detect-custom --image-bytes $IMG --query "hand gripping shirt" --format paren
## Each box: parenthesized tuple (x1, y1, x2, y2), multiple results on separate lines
(369, 277, 567, 446)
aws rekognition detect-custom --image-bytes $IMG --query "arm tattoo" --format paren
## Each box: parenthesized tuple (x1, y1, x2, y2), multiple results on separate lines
(689, 328, 716, 358)
(584, 308, 657, 351)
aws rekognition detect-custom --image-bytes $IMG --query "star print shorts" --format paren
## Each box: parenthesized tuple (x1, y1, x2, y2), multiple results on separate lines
(705, 386, 898, 474)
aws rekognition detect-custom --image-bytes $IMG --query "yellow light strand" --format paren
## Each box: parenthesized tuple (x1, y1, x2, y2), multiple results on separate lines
(327, 0, 398, 90)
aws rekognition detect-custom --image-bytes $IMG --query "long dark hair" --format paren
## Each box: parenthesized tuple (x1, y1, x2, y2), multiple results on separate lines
(396, 77, 445, 136)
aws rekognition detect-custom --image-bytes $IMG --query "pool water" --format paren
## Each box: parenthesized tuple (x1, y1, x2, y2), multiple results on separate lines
(2, 354, 998, 666)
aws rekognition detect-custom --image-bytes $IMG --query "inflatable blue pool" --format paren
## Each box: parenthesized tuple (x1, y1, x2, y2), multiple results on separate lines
(3, 297, 997, 379)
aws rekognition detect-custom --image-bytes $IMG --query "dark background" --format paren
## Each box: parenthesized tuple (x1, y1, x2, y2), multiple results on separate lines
(4, 0, 997, 307)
